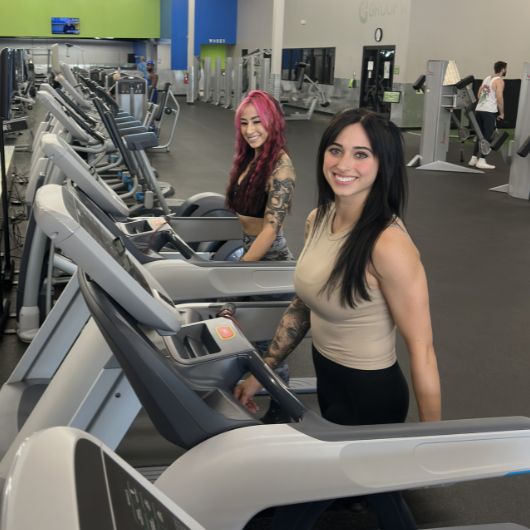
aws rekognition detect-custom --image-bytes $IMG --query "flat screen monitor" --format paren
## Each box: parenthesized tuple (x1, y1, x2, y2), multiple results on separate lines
(51, 17, 80, 35)
(382, 90, 401, 104)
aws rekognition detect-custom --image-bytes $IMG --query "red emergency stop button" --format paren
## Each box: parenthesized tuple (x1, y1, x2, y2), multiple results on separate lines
(216, 325, 236, 340)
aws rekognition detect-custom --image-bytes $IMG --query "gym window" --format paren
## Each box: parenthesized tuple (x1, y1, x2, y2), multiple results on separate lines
(281, 47, 335, 85)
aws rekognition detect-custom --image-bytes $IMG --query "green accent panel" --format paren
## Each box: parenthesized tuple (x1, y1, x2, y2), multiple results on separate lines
(200, 44, 227, 71)
(0, 0, 160, 38)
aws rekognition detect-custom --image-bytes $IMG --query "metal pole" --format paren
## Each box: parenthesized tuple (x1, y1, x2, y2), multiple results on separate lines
(186, 0, 196, 104)
(270, 0, 285, 101)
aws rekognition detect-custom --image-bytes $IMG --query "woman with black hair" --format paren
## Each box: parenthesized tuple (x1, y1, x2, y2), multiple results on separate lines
(235, 108, 441, 529)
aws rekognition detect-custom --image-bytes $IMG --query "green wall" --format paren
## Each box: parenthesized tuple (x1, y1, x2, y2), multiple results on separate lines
(200, 44, 227, 71)
(0, 0, 160, 38)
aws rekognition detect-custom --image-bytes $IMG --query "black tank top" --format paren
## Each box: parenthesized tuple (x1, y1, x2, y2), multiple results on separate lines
(230, 180, 267, 218)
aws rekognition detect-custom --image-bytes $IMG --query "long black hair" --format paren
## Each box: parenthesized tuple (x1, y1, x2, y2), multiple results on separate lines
(313, 108, 407, 308)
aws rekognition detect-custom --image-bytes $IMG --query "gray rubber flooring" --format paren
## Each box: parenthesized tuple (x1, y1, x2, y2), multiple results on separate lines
(1, 99, 530, 529)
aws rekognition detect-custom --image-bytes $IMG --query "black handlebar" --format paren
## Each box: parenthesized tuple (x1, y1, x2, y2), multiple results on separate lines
(412, 74, 426, 91)
(455, 75, 474, 90)
(517, 134, 530, 158)
(80, 75, 120, 115)
(244, 351, 305, 421)
(163, 230, 196, 259)
(56, 87, 97, 127)
(54, 95, 105, 144)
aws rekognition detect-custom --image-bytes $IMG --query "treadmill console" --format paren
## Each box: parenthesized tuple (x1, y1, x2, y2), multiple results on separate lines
(75, 439, 192, 530)
(1, 428, 204, 530)
(62, 187, 153, 295)
(35, 184, 180, 332)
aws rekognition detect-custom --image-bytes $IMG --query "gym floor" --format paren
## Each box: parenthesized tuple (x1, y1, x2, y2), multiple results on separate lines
(1, 99, 530, 529)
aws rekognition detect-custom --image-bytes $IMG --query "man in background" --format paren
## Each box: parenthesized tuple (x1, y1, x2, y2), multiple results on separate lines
(469, 60, 507, 170)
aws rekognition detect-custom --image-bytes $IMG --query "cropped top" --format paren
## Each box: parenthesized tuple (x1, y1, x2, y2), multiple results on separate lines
(294, 206, 397, 370)
(230, 180, 267, 218)
(229, 158, 295, 219)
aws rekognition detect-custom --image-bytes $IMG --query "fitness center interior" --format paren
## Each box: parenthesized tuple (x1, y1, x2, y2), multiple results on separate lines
(1, 0, 530, 529)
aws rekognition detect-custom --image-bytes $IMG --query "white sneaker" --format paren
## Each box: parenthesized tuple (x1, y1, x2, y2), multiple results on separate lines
(475, 158, 495, 169)
(468, 156, 478, 167)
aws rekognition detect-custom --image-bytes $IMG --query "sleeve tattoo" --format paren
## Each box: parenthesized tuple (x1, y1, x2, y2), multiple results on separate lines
(265, 296, 311, 367)
(265, 175, 295, 234)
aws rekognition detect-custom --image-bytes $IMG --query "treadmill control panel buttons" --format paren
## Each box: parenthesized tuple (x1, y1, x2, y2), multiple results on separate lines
(216, 325, 236, 340)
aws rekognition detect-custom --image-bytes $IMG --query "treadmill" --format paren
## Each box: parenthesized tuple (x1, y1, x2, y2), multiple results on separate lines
(0, 181, 295, 481)
(9, 182, 530, 530)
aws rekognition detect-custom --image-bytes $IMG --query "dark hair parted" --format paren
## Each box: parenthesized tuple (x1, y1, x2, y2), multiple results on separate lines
(226, 90, 287, 213)
(314, 108, 407, 308)
(494, 61, 507, 74)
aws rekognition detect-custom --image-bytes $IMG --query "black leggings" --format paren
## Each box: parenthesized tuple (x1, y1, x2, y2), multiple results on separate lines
(473, 110, 497, 159)
(271, 346, 415, 530)
(313, 346, 409, 425)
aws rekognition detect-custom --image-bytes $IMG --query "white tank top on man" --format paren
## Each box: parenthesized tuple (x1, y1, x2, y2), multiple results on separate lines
(476, 75, 500, 113)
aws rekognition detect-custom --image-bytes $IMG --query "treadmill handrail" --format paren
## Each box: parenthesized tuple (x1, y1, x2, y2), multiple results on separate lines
(293, 410, 530, 442)
(78, 265, 304, 436)
(93, 98, 137, 176)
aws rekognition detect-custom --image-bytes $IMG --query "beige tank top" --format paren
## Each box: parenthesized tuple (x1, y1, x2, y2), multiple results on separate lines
(294, 207, 397, 370)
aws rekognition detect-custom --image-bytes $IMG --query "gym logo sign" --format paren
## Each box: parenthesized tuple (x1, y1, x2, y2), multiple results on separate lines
(358, 0, 405, 24)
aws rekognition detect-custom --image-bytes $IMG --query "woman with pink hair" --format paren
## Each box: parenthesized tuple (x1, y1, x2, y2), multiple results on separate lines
(226, 89, 295, 262)
(226, 89, 296, 422)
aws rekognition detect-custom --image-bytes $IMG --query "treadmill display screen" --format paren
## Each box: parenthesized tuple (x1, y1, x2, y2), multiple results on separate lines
(62, 187, 153, 295)
(75, 440, 192, 530)
(104, 454, 192, 529)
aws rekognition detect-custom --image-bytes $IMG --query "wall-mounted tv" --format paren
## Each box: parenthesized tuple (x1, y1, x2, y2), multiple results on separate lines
(51, 17, 80, 35)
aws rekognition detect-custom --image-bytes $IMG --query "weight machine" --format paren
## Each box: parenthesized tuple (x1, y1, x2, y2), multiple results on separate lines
(490, 62, 530, 199)
(408, 60, 508, 172)
(282, 61, 330, 121)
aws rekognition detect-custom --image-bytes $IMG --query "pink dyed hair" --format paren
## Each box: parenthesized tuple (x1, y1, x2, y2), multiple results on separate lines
(226, 90, 287, 213)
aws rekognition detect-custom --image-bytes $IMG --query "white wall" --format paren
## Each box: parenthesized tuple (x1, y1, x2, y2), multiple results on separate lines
(235, 0, 411, 82)
(236, 0, 530, 85)
(407, 0, 530, 80)
(156, 39, 177, 87)
(235, 0, 274, 56)
(283, 0, 411, 81)
(0, 38, 135, 70)
(157, 39, 171, 70)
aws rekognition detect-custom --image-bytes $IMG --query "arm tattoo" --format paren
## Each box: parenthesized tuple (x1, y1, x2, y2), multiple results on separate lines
(265, 177, 295, 234)
(265, 296, 311, 367)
